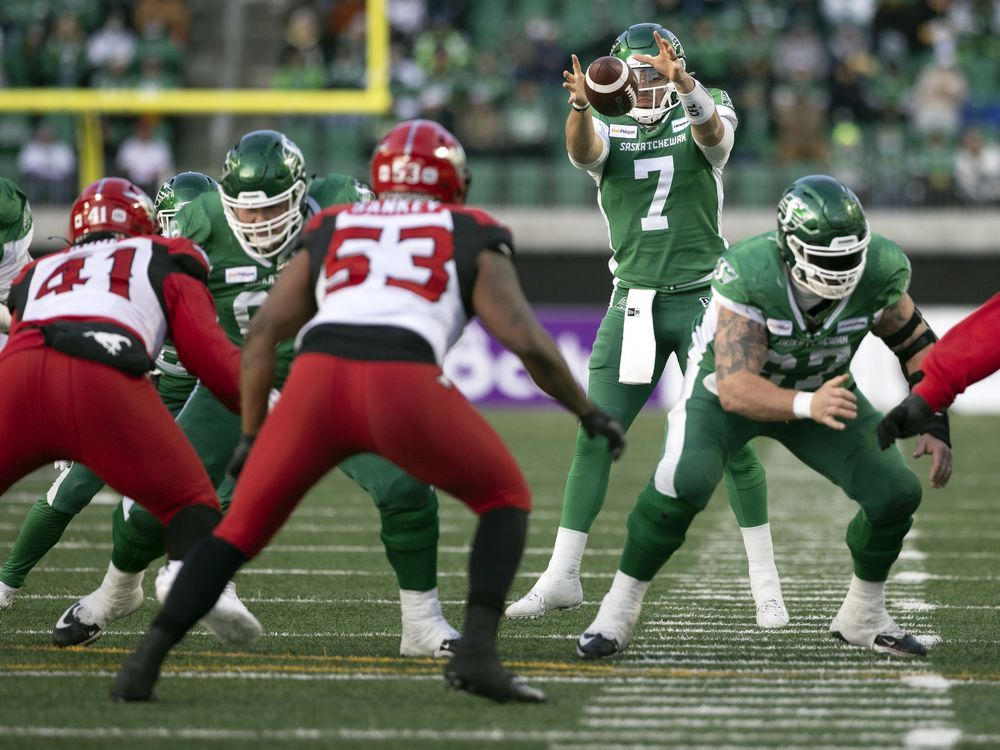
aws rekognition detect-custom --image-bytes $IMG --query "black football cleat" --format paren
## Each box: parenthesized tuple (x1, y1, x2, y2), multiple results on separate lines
(444, 650, 546, 703)
(831, 630, 928, 658)
(110, 650, 160, 702)
(576, 631, 620, 660)
(52, 603, 103, 647)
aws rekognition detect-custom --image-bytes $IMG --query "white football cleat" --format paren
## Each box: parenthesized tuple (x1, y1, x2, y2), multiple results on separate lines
(830, 598, 926, 657)
(0, 582, 18, 610)
(155, 560, 261, 646)
(52, 564, 145, 647)
(505, 575, 583, 619)
(756, 598, 790, 629)
(399, 587, 460, 657)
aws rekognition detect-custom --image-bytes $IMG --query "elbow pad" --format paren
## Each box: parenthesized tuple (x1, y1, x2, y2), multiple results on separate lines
(696, 118, 734, 168)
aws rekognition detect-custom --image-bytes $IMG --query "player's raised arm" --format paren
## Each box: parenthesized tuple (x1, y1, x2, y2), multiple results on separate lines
(564, 54, 604, 166)
(472, 249, 625, 458)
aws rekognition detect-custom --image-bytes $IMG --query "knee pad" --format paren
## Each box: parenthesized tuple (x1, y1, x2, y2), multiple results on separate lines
(121, 501, 167, 538)
(379, 496, 439, 553)
(724, 443, 767, 492)
(627, 484, 702, 557)
(369, 472, 435, 510)
(863, 469, 922, 526)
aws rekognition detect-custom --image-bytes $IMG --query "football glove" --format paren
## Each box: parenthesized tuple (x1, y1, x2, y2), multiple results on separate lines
(580, 404, 626, 460)
(877, 394, 932, 449)
(227, 433, 256, 479)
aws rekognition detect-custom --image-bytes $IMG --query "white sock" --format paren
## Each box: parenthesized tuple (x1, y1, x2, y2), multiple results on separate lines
(845, 574, 885, 609)
(545, 527, 588, 579)
(399, 587, 441, 619)
(740, 523, 778, 575)
(95, 562, 143, 601)
(604, 570, 650, 611)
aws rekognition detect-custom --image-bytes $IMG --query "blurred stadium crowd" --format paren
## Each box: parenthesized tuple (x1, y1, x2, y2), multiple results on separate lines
(2, 0, 1000, 208)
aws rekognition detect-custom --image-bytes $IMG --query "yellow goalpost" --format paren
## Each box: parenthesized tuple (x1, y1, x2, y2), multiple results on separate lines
(0, 0, 391, 188)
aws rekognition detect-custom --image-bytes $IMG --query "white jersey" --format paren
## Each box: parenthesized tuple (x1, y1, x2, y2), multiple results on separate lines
(0, 220, 33, 306)
(297, 200, 513, 365)
(8, 235, 211, 372)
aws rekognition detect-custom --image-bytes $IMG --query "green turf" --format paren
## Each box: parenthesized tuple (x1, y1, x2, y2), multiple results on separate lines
(1, 410, 998, 749)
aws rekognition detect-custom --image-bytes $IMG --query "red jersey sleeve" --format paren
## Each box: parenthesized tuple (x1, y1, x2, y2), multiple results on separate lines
(914, 292, 1000, 412)
(161, 273, 241, 413)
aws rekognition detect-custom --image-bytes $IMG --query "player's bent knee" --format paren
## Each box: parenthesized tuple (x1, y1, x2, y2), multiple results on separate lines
(374, 473, 435, 509)
(861, 469, 922, 525)
(380, 500, 439, 552)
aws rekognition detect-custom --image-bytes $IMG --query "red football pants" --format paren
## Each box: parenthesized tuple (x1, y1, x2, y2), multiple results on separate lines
(0, 345, 220, 524)
(217, 354, 532, 558)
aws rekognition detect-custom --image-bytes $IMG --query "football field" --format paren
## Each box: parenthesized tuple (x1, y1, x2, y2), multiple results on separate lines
(1, 410, 998, 750)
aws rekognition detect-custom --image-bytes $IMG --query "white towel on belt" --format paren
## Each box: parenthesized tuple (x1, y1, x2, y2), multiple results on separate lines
(618, 288, 657, 384)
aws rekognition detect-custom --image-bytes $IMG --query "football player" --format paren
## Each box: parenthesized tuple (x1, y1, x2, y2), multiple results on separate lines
(0, 172, 224, 626)
(0, 177, 260, 645)
(879, 291, 1000, 445)
(57, 131, 463, 659)
(507, 24, 780, 628)
(111, 119, 625, 704)
(576, 175, 952, 660)
(0, 177, 33, 352)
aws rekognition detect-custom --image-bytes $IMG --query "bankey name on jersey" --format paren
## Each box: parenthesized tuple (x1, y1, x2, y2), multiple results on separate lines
(8, 236, 210, 373)
(298, 200, 513, 364)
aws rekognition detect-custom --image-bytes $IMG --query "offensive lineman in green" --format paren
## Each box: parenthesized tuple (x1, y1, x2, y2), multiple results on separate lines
(51, 132, 460, 657)
(0, 173, 239, 625)
(577, 175, 952, 659)
(507, 25, 779, 627)
(0, 177, 33, 352)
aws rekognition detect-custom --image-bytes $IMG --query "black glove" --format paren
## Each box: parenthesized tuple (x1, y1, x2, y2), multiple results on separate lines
(580, 404, 626, 460)
(227, 433, 257, 479)
(877, 394, 932, 450)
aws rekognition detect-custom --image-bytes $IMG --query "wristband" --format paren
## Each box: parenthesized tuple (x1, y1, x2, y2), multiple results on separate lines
(571, 101, 591, 112)
(792, 391, 814, 420)
(677, 81, 716, 124)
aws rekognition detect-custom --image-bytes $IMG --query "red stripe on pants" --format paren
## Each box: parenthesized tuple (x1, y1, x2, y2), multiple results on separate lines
(216, 353, 531, 559)
(0, 345, 219, 523)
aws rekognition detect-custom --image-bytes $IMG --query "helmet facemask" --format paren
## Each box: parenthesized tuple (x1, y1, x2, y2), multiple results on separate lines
(626, 60, 680, 125)
(220, 180, 307, 260)
(784, 229, 869, 300)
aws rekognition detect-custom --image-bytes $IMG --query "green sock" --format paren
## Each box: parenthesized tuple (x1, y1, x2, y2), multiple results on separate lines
(724, 441, 769, 528)
(110, 502, 166, 574)
(0, 499, 75, 589)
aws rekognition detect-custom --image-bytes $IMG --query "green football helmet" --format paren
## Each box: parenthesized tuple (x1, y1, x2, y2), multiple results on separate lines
(776, 175, 870, 300)
(154, 171, 218, 237)
(220, 130, 307, 260)
(611, 23, 686, 125)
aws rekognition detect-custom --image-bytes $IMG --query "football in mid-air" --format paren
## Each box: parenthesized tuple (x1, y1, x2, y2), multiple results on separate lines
(584, 56, 639, 118)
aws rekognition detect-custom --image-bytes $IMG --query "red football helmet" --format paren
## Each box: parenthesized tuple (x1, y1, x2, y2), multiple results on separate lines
(371, 119, 469, 204)
(69, 177, 157, 244)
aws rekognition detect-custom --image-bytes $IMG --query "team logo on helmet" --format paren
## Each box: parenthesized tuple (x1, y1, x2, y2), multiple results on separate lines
(777, 194, 821, 237)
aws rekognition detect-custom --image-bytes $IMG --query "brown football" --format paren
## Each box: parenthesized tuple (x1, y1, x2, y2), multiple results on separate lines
(584, 56, 639, 118)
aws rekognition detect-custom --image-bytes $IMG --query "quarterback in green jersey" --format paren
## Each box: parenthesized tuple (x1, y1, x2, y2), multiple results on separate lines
(0, 172, 228, 625)
(0, 177, 33, 349)
(53, 131, 459, 658)
(577, 175, 952, 660)
(508, 24, 777, 628)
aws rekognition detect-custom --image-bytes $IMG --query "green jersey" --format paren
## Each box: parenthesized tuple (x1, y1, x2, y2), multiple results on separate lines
(694, 231, 910, 392)
(0, 178, 33, 305)
(578, 90, 737, 290)
(175, 173, 369, 377)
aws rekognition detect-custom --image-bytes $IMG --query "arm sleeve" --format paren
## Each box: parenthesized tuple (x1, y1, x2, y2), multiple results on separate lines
(914, 292, 1000, 412)
(568, 117, 611, 172)
(162, 273, 241, 413)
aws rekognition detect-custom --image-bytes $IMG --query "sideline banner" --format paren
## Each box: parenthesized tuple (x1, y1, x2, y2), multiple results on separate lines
(443, 305, 999, 414)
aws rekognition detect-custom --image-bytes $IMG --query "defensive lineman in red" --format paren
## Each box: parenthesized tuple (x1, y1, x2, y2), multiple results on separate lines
(0, 179, 258, 644)
(112, 119, 626, 704)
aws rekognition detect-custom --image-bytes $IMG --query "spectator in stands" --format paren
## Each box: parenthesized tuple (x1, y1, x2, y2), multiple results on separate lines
(954, 127, 1000, 205)
(503, 79, 552, 156)
(87, 11, 136, 74)
(133, 0, 190, 45)
(116, 119, 174, 197)
(17, 122, 76, 205)
(910, 49, 968, 137)
(40, 14, 88, 87)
